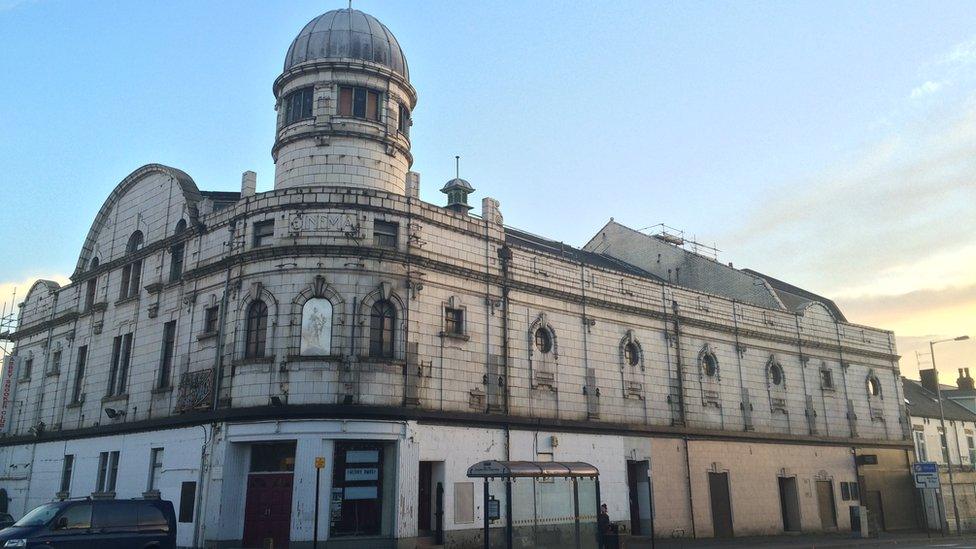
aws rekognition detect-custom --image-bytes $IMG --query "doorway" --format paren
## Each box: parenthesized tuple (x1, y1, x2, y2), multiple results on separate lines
(418, 461, 433, 534)
(331, 441, 385, 537)
(708, 472, 734, 538)
(778, 476, 801, 532)
(626, 460, 652, 536)
(816, 480, 837, 529)
(865, 490, 886, 532)
(242, 442, 296, 548)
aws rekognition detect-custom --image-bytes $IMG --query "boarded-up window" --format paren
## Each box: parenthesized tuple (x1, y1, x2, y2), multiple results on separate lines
(454, 482, 474, 524)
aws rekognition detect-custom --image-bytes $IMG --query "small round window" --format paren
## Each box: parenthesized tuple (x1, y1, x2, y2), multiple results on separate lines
(868, 377, 881, 397)
(624, 342, 640, 366)
(534, 328, 552, 354)
(702, 353, 718, 377)
(769, 363, 784, 386)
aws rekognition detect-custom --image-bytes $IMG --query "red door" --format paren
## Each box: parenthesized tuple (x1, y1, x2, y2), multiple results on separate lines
(242, 473, 294, 548)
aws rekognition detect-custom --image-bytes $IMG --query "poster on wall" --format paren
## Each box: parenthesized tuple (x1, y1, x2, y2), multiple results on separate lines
(0, 356, 18, 435)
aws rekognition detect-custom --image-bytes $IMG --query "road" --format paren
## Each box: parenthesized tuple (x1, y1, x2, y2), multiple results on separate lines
(641, 533, 976, 549)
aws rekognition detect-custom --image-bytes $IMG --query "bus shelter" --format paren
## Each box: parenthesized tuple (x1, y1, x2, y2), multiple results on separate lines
(467, 460, 601, 549)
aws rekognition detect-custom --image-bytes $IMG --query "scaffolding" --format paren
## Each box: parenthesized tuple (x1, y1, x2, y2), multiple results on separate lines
(639, 223, 722, 261)
(0, 287, 18, 362)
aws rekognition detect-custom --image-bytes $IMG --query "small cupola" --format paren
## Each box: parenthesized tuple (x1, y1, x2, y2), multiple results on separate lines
(441, 156, 474, 214)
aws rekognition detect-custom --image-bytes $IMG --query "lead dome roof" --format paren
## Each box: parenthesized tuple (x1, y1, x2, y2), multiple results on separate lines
(284, 9, 409, 81)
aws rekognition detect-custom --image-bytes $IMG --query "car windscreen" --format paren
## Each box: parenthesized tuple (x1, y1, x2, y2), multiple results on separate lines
(13, 503, 60, 526)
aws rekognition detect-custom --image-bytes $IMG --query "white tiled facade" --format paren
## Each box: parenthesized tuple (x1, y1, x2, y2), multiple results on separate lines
(0, 8, 917, 549)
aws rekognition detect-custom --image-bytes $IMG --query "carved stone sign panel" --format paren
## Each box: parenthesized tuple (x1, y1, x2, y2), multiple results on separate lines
(176, 369, 214, 412)
(288, 212, 359, 235)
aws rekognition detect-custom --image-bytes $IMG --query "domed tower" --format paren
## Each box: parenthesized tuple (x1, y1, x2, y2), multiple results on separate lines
(272, 9, 417, 194)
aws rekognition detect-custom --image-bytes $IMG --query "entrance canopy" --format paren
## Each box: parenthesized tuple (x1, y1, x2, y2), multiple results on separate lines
(467, 460, 599, 479)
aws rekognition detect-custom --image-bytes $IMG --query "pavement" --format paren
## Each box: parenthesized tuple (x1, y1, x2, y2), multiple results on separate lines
(618, 532, 976, 549)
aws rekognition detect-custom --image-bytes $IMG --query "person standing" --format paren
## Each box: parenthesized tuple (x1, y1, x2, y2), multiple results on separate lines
(598, 503, 611, 548)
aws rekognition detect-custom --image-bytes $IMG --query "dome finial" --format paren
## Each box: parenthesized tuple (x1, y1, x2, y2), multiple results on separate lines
(442, 156, 475, 215)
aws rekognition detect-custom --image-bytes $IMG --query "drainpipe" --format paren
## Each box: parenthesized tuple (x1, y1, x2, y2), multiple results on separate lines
(212, 221, 237, 411)
(499, 245, 512, 415)
(667, 294, 687, 425)
(192, 423, 210, 548)
(499, 244, 514, 548)
(402, 190, 414, 407)
(683, 436, 696, 538)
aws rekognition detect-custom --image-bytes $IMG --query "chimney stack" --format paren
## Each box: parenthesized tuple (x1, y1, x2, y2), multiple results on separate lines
(405, 171, 420, 199)
(960, 367, 976, 391)
(920, 368, 939, 394)
(241, 171, 257, 198)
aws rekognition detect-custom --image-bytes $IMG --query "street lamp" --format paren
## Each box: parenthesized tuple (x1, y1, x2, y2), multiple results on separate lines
(931, 335, 970, 535)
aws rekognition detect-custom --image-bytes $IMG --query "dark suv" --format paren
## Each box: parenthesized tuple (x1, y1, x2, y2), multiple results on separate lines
(0, 498, 176, 548)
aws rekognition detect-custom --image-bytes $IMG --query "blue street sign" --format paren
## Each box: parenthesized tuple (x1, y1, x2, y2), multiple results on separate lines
(912, 462, 938, 474)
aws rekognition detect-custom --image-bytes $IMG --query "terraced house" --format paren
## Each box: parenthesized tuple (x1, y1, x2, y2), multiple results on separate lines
(0, 7, 918, 548)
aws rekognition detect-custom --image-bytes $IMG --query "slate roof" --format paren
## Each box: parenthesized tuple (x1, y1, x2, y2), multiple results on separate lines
(505, 227, 664, 282)
(743, 268, 848, 322)
(903, 377, 976, 422)
(582, 220, 784, 310)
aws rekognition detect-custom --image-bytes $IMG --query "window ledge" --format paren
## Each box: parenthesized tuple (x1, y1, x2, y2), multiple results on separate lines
(101, 393, 129, 404)
(144, 282, 164, 294)
(358, 356, 406, 366)
(115, 295, 140, 306)
(18, 376, 30, 383)
(165, 279, 183, 289)
(287, 354, 343, 362)
(152, 385, 173, 395)
(45, 369, 60, 378)
(439, 331, 470, 342)
(66, 398, 84, 409)
(234, 357, 275, 367)
(197, 331, 218, 341)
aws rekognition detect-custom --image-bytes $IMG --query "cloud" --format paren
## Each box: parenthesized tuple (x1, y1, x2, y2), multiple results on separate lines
(0, 0, 35, 12)
(724, 96, 976, 300)
(716, 36, 976, 378)
(910, 80, 944, 99)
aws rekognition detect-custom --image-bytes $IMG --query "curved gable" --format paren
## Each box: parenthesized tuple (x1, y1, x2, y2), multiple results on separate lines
(19, 279, 62, 328)
(73, 164, 202, 279)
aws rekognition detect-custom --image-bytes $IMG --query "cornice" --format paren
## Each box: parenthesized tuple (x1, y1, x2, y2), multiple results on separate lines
(0, 403, 913, 451)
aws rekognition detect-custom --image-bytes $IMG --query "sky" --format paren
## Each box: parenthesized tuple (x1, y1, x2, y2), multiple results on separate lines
(0, 0, 974, 380)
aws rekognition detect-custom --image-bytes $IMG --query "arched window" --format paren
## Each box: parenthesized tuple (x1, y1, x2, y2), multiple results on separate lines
(769, 362, 784, 386)
(300, 298, 333, 356)
(702, 353, 718, 377)
(623, 342, 639, 367)
(369, 300, 396, 358)
(868, 376, 882, 397)
(126, 231, 144, 253)
(119, 231, 144, 299)
(169, 220, 187, 282)
(245, 300, 269, 358)
(85, 257, 100, 311)
(534, 328, 553, 354)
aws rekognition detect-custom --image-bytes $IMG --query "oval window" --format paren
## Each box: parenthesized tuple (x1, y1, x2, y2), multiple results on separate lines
(770, 363, 783, 386)
(868, 377, 881, 397)
(703, 353, 718, 377)
(534, 328, 552, 354)
(624, 342, 639, 366)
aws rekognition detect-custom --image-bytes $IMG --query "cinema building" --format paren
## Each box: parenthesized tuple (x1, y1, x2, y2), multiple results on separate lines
(0, 8, 918, 548)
